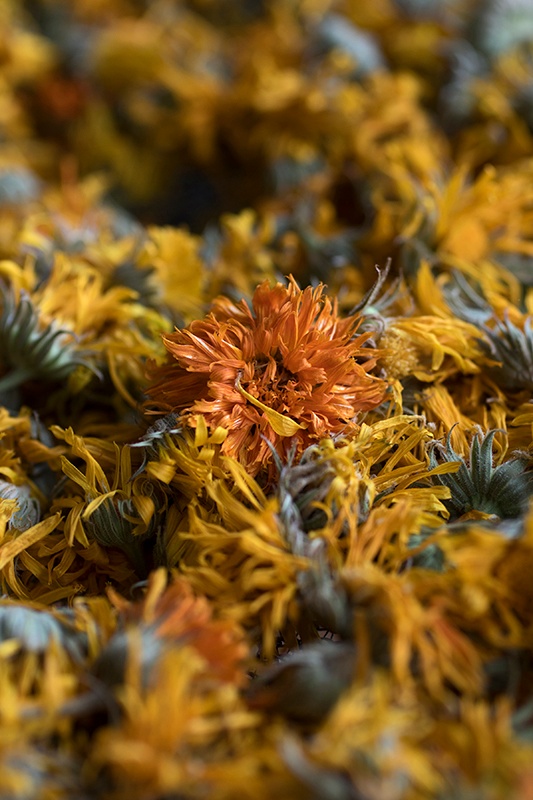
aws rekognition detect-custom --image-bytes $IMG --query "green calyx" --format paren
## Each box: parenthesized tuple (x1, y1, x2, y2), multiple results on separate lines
(429, 426, 533, 520)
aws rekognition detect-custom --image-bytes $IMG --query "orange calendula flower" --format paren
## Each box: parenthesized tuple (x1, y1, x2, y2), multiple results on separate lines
(146, 278, 386, 476)
(105, 569, 248, 686)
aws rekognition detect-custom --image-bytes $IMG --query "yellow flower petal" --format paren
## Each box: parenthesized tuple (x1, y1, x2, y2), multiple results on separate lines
(82, 491, 119, 519)
(236, 377, 303, 437)
(0, 513, 61, 571)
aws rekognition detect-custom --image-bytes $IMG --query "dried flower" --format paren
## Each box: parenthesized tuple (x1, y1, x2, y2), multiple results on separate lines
(480, 313, 533, 393)
(52, 426, 166, 575)
(94, 570, 248, 688)
(247, 640, 358, 724)
(0, 285, 92, 395)
(429, 427, 533, 520)
(146, 277, 385, 477)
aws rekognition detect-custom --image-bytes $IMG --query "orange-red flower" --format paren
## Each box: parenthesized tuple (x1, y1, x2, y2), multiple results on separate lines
(146, 278, 385, 476)
(107, 570, 248, 685)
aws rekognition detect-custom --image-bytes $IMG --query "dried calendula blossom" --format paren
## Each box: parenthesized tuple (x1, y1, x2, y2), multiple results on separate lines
(246, 640, 358, 724)
(0, 282, 94, 395)
(428, 427, 533, 521)
(146, 277, 386, 478)
(51, 426, 166, 576)
(170, 461, 310, 658)
(93, 569, 248, 688)
(136, 226, 206, 323)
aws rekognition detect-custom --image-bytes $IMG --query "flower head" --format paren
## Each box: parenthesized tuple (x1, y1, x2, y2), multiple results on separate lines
(146, 278, 385, 477)
(428, 426, 533, 521)
(0, 284, 93, 397)
(95, 569, 248, 688)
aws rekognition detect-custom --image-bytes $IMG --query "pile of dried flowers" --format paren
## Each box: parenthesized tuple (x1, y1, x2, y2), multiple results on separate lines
(1, 1, 533, 798)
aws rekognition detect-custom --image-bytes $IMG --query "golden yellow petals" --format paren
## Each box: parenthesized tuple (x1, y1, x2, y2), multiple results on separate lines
(0, 514, 61, 571)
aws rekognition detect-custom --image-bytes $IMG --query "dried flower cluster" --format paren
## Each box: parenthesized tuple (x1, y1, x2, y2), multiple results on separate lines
(1, 1, 533, 798)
